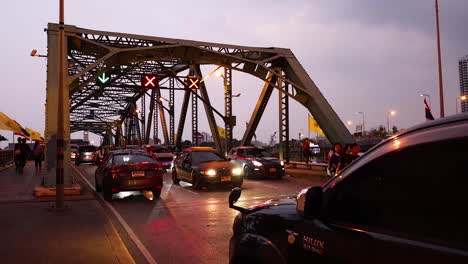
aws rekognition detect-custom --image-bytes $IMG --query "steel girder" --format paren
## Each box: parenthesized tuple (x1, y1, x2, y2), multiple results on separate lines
(145, 89, 156, 144)
(194, 65, 222, 153)
(169, 78, 175, 145)
(48, 22, 352, 152)
(224, 67, 233, 153)
(279, 80, 290, 163)
(241, 70, 279, 146)
(155, 87, 170, 144)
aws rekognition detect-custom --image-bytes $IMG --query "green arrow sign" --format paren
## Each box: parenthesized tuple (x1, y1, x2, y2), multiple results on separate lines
(98, 73, 110, 84)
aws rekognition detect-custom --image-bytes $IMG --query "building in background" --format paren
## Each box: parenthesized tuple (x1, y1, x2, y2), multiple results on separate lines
(459, 56, 468, 112)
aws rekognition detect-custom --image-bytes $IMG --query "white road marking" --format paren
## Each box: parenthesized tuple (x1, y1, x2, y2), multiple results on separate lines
(72, 165, 159, 264)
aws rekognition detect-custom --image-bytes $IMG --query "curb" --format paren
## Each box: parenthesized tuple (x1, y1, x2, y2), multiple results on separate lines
(33, 184, 82, 197)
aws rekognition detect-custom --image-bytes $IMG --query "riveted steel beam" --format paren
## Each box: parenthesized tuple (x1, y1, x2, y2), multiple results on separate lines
(241, 69, 280, 146)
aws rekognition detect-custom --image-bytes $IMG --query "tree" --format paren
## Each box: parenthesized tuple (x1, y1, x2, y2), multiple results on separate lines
(392, 125, 398, 135)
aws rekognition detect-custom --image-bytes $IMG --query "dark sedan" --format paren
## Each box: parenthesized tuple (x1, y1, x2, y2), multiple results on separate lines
(145, 145, 175, 171)
(94, 150, 163, 201)
(171, 147, 243, 190)
(227, 146, 285, 179)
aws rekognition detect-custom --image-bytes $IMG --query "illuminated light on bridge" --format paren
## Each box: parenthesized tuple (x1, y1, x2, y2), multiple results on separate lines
(97, 73, 110, 85)
(142, 74, 158, 88)
(186, 76, 201, 90)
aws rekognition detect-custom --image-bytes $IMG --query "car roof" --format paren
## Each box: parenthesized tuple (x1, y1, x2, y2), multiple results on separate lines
(234, 146, 261, 150)
(367, 113, 468, 154)
(183, 147, 217, 152)
(110, 149, 150, 155)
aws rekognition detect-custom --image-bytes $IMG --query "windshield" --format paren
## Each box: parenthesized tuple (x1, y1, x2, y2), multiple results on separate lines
(192, 151, 224, 165)
(112, 153, 155, 165)
(245, 148, 272, 158)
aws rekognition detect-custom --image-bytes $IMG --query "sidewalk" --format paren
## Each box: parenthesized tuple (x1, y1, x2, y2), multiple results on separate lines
(0, 162, 135, 264)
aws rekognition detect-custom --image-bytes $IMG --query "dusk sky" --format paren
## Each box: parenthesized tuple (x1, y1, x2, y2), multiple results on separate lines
(1, 0, 467, 147)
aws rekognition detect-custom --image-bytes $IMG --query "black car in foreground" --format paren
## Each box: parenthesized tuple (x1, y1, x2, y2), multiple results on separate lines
(227, 146, 285, 179)
(172, 147, 243, 190)
(229, 114, 468, 264)
(95, 150, 163, 201)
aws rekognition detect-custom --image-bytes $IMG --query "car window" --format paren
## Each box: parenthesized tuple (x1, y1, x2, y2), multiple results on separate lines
(112, 153, 155, 165)
(326, 136, 468, 248)
(192, 151, 224, 165)
(79, 146, 97, 152)
(259, 150, 272, 157)
(245, 148, 272, 157)
(152, 146, 171, 153)
(237, 149, 244, 156)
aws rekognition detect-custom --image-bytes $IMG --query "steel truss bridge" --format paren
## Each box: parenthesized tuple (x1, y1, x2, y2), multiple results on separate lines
(43, 23, 353, 186)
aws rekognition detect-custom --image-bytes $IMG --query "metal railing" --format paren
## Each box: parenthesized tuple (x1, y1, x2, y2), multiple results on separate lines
(0, 150, 14, 167)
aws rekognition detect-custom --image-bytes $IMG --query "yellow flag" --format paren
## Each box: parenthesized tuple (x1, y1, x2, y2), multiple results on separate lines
(25, 128, 42, 141)
(217, 126, 226, 138)
(308, 114, 324, 136)
(0, 112, 28, 135)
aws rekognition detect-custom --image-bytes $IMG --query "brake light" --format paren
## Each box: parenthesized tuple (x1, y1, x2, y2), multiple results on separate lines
(112, 172, 118, 179)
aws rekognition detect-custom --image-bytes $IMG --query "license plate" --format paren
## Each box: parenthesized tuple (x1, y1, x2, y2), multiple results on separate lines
(269, 168, 277, 172)
(131, 171, 145, 177)
(221, 176, 231, 182)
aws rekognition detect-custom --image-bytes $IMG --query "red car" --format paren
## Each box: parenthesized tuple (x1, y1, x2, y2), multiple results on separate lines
(94, 150, 163, 201)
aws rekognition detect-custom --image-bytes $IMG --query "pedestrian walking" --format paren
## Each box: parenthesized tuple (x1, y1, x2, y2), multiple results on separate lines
(302, 138, 311, 164)
(14, 137, 23, 171)
(31, 141, 44, 173)
(14, 138, 30, 173)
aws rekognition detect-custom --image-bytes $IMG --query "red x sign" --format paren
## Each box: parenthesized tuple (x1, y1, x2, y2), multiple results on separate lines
(186, 76, 201, 90)
(142, 74, 158, 88)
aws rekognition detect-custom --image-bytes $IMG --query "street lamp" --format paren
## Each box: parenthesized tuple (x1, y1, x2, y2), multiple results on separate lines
(456, 95, 467, 113)
(387, 110, 396, 134)
(347, 121, 352, 126)
(30, 49, 47, 58)
(356, 112, 365, 136)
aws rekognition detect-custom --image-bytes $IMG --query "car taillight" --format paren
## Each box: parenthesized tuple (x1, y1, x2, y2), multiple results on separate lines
(112, 172, 118, 179)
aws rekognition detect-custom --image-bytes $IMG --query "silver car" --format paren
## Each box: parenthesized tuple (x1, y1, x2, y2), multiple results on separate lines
(75, 145, 98, 166)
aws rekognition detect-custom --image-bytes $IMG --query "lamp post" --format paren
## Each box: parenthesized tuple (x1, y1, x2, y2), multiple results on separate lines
(435, 0, 445, 118)
(356, 112, 365, 136)
(456, 95, 467, 113)
(387, 110, 396, 134)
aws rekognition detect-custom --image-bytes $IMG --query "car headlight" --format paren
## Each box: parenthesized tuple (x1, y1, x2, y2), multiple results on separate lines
(252, 160, 263, 167)
(280, 160, 284, 166)
(232, 168, 242, 176)
(203, 169, 217, 176)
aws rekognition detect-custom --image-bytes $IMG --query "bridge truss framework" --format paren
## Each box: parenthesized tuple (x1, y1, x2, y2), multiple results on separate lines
(44, 23, 353, 186)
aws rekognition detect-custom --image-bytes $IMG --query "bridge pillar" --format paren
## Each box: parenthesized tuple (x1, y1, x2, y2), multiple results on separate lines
(44, 24, 72, 187)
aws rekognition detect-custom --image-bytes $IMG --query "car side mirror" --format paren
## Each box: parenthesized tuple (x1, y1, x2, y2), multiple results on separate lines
(229, 187, 242, 207)
(297, 186, 323, 219)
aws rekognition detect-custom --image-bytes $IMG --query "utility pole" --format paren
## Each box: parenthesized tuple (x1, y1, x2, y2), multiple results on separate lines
(435, 0, 445, 118)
